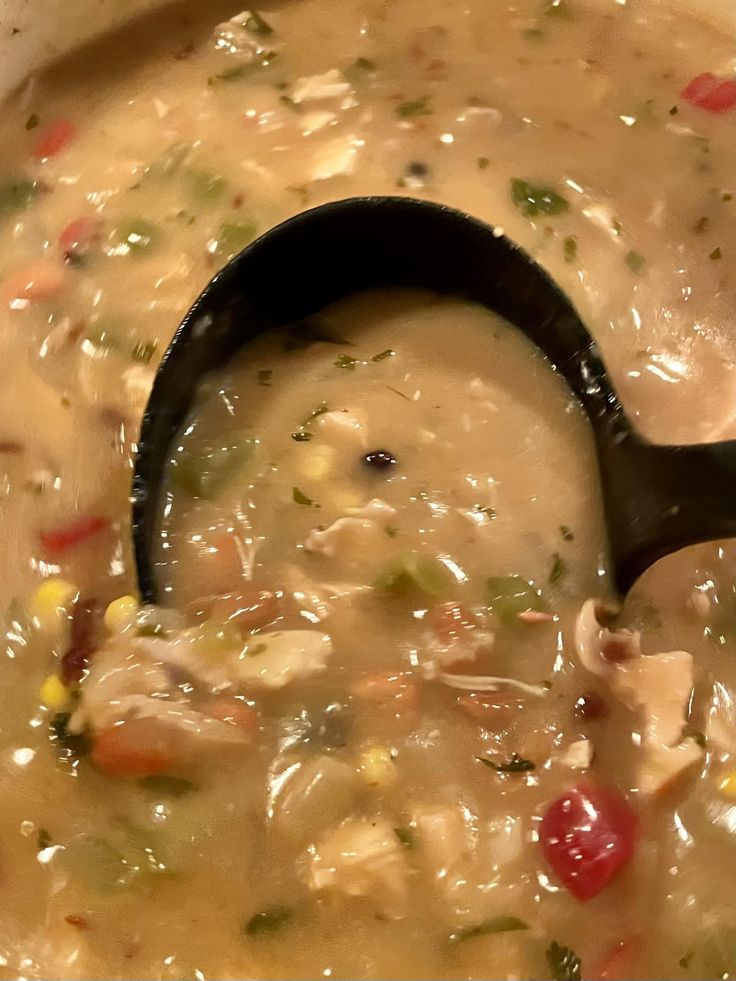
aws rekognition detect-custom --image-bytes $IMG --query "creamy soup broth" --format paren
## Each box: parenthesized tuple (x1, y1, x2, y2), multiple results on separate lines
(0, 0, 736, 978)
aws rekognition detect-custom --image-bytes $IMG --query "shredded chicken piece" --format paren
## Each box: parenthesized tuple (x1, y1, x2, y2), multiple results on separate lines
(559, 738, 594, 770)
(344, 498, 397, 523)
(150, 629, 332, 691)
(574, 598, 702, 792)
(307, 818, 409, 918)
(314, 408, 367, 447)
(289, 69, 353, 104)
(424, 667, 547, 697)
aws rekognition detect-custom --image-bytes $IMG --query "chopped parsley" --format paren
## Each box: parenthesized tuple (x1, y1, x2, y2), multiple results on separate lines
(244, 10, 274, 36)
(25, 113, 40, 130)
(258, 369, 273, 386)
(244, 905, 293, 936)
(449, 915, 529, 944)
(49, 712, 91, 759)
(563, 235, 578, 262)
(395, 97, 432, 119)
(476, 753, 535, 773)
(477, 156, 491, 170)
(292, 486, 318, 506)
(372, 348, 395, 362)
(668, 104, 679, 115)
(393, 827, 416, 848)
(291, 432, 313, 442)
(549, 552, 568, 585)
(473, 505, 496, 520)
(522, 27, 545, 40)
(710, 246, 723, 260)
(510, 178, 569, 217)
(335, 354, 358, 370)
(625, 250, 646, 274)
(347, 57, 377, 79)
(301, 402, 329, 426)
(37, 828, 52, 850)
(546, 941, 582, 981)
(131, 341, 158, 364)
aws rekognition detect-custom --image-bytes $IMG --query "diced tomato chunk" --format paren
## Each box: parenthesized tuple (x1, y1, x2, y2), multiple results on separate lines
(540, 782, 638, 901)
(59, 217, 102, 262)
(681, 72, 736, 113)
(91, 719, 177, 778)
(40, 515, 109, 556)
(33, 119, 77, 159)
(205, 696, 259, 732)
(350, 671, 420, 717)
(3, 261, 66, 304)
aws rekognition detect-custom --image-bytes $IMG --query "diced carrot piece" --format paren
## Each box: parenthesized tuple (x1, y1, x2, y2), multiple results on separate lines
(4, 261, 66, 304)
(455, 689, 522, 724)
(40, 515, 109, 556)
(205, 696, 259, 732)
(351, 671, 420, 717)
(59, 216, 102, 262)
(91, 719, 177, 778)
(429, 602, 481, 643)
(208, 588, 281, 631)
(33, 119, 77, 159)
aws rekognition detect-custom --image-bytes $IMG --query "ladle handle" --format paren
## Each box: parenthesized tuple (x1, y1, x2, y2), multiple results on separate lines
(598, 428, 736, 591)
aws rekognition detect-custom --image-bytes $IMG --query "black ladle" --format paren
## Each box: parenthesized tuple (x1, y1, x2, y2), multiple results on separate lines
(132, 196, 736, 602)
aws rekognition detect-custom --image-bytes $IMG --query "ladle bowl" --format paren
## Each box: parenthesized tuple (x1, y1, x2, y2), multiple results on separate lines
(132, 195, 736, 602)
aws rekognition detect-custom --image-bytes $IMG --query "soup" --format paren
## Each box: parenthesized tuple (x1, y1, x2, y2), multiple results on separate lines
(0, 0, 735, 978)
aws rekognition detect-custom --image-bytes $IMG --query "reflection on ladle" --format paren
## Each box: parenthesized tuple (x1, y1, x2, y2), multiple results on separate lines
(132, 196, 736, 601)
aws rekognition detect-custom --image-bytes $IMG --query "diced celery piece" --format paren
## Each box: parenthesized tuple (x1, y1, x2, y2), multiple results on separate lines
(375, 551, 452, 599)
(486, 575, 547, 624)
(171, 435, 257, 498)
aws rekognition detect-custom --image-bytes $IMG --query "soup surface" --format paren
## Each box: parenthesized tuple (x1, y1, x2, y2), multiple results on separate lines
(1, 1, 736, 978)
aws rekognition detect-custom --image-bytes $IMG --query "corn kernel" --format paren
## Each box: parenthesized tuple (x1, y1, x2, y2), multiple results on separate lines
(39, 673, 69, 711)
(359, 744, 397, 788)
(103, 594, 139, 633)
(719, 772, 736, 799)
(28, 578, 77, 632)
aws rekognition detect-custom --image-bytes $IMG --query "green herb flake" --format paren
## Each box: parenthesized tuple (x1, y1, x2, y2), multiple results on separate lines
(247, 642, 267, 657)
(291, 431, 313, 442)
(37, 827, 52, 850)
(245, 10, 274, 37)
(486, 574, 547, 624)
(476, 753, 536, 774)
(559, 525, 575, 542)
(210, 64, 249, 84)
(138, 775, 196, 797)
(385, 526, 398, 538)
(668, 104, 679, 116)
(258, 369, 273, 386)
(563, 235, 578, 262)
(0, 178, 38, 217)
(212, 220, 258, 261)
(384, 385, 411, 401)
(374, 551, 452, 599)
(549, 552, 568, 585)
(710, 246, 723, 261)
(171, 435, 257, 499)
(624, 250, 646, 274)
(395, 96, 432, 119)
(723, 192, 734, 202)
(477, 156, 491, 170)
(449, 915, 529, 944)
(25, 113, 40, 130)
(335, 353, 358, 371)
(679, 951, 694, 970)
(393, 827, 416, 848)
(546, 941, 582, 981)
(510, 178, 568, 217)
(301, 402, 329, 427)
(372, 348, 395, 362)
(136, 623, 169, 639)
(114, 218, 157, 255)
(474, 505, 496, 520)
(188, 169, 227, 201)
(131, 341, 158, 364)
(245, 905, 293, 936)
(351, 56, 376, 73)
(345, 57, 377, 83)
(293, 486, 318, 507)
(522, 26, 545, 40)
